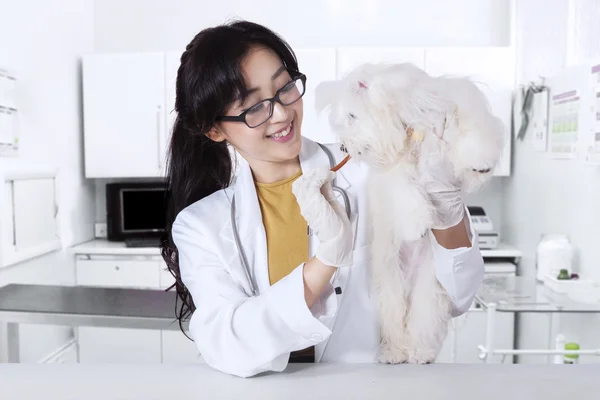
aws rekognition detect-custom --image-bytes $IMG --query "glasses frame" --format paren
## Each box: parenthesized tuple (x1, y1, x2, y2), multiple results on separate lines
(215, 72, 307, 128)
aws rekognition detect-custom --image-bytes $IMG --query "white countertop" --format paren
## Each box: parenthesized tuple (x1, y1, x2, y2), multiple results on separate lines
(70, 239, 161, 256)
(70, 239, 522, 259)
(0, 363, 596, 399)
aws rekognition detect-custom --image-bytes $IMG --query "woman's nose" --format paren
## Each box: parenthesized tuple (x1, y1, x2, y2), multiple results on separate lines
(270, 101, 289, 123)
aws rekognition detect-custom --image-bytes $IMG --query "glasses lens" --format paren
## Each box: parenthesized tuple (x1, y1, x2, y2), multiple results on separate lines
(245, 100, 273, 128)
(279, 78, 305, 105)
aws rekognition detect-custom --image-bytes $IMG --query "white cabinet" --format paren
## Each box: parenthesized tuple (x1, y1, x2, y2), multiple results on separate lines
(336, 46, 426, 76)
(75, 256, 161, 289)
(423, 47, 515, 176)
(75, 255, 162, 363)
(73, 252, 202, 363)
(0, 170, 60, 268)
(164, 50, 181, 154)
(81, 47, 514, 177)
(82, 53, 169, 178)
(437, 306, 515, 364)
(437, 261, 517, 363)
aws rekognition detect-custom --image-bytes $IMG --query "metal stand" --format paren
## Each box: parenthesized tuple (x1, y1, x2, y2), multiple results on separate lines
(477, 303, 600, 362)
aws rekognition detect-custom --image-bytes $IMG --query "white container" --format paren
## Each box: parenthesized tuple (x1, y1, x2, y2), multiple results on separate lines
(536, 234, 573, 282)
(544, 275, 593, 294)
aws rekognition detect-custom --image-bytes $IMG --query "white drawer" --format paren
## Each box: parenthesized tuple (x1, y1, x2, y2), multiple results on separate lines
(75, 257, 160, 289)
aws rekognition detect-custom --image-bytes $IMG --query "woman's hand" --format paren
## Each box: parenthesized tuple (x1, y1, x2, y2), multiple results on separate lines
(419, 113, 472, 249)
(292, 167, 354, 268)
(420, 151, 465, 231)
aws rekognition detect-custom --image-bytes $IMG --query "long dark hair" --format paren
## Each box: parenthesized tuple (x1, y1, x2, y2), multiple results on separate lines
(160, 20, 300, 336)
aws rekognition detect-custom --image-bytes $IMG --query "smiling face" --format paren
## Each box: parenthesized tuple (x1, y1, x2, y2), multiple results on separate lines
(209, 45, 305, 181)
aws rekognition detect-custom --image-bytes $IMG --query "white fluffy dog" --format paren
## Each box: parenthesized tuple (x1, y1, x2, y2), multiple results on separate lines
(315, 62, 505, 364)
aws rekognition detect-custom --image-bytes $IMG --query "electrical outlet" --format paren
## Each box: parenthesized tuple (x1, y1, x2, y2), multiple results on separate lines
(94, 222, 107, 238)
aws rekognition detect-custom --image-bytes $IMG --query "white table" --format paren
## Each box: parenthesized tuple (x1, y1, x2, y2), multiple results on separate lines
(475, 276, 600, 362)
(0, 284, 185, 362)
(0, 362, 598, 399)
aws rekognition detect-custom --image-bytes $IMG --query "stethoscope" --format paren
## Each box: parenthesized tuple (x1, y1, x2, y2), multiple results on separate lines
(230, 143, 351, 297)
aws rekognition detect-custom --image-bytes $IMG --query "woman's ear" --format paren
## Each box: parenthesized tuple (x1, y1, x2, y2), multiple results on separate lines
(206, 126, 226, 142)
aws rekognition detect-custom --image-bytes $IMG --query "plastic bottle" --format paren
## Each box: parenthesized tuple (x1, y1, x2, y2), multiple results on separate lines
(564, 342, 580, 364)
(535, 234, 573, 282)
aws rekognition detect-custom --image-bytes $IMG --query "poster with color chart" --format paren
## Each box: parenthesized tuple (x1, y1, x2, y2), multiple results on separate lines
(549, 89, 580, 158)
(0, 68, 18, 156)
(584, 63, 600, 165)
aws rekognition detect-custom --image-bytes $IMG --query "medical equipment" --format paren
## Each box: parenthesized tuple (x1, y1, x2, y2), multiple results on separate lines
(230, 144, 352, 297)
(331, 154, 351, 172)
(466, 206, 499, 249)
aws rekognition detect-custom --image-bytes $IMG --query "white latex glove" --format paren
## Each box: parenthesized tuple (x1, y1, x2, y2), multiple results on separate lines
(420, 112, 466, 230)
(292, 167, 354, 267)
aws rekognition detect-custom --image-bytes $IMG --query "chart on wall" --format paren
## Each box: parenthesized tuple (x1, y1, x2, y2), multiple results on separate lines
(549, 89, 580, 158)
(0, 67, 18, 156)
(585, 62, 600, 165)
(545, 63, 591, 160)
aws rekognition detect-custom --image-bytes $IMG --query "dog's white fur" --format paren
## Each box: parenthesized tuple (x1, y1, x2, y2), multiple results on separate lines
(315, 62, 505, 364)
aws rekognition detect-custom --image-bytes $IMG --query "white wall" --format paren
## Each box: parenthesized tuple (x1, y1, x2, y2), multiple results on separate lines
(505, 0, 600, 364)
(0, 0, 96, 362)
(91, 0, 512, 231)
(93, 0, 511, 52)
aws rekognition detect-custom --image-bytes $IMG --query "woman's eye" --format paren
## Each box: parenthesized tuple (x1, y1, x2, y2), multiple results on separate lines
(247, 103, 265, 114)
(280, 82, 294, 93)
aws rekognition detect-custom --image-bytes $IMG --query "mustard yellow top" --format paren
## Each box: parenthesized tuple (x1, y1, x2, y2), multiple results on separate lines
(255, 170, 309, 285)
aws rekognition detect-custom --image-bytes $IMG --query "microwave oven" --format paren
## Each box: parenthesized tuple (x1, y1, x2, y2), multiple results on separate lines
(106, 181, 169, 243)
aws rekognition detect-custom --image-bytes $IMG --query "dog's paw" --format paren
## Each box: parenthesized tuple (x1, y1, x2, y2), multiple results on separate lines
(377, 343, 409, 364)
(406, 348, 438, 365)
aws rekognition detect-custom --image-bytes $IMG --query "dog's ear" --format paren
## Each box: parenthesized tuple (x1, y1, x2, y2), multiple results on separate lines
(314, 80, 341, 114)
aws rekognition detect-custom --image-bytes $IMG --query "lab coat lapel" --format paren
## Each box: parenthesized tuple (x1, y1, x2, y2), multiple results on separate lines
(225, 139, 356, 345)
(229, 154, 271, 294)
(226, 140, 334, 296)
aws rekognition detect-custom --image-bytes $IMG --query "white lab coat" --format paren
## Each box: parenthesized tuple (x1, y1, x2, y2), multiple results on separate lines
(172, 136, 485, 378)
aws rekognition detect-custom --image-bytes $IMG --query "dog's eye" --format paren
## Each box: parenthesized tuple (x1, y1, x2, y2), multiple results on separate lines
(348, 113, 356, 119)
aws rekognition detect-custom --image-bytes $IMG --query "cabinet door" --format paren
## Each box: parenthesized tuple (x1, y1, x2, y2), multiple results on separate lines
(1, 175, 60, 267)
(163, 50, 182, 176)
(424, 47, 515, 176)
(436, 307, 515, 364)
(75, 256, 162, 363)
(336, 47, 426, 78)
(75, 257, 161, 289)
(82, 53, 166, 178)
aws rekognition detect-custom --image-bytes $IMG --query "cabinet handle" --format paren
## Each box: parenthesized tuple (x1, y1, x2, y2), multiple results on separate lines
(156, 105, 162, 169)
(10, 180, 16, 246)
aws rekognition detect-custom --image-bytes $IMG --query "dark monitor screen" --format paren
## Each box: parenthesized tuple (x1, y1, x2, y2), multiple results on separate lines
(121, 188, 167, 233)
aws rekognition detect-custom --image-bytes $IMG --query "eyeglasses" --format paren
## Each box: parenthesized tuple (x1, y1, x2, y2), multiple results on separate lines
(215, 73, 306, 128)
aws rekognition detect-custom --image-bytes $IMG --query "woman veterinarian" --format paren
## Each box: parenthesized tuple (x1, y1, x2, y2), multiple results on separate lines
(160, 20, 485, 378)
